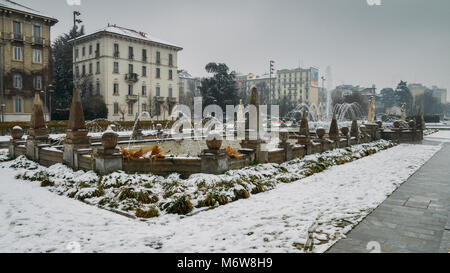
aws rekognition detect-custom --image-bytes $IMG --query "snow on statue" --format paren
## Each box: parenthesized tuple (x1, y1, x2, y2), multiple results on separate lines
(368, 96, 376, 123)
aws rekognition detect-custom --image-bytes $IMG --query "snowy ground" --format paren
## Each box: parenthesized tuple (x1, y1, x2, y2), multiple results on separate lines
(425, 130, 450, 143)
(0, 143, 441, 253)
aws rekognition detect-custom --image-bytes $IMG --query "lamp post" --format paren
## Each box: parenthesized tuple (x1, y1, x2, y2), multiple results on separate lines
(269, 60, 275, 106)
(73, 11, 82, 89)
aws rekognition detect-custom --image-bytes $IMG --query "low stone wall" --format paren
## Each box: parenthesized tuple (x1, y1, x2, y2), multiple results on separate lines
(15, 145, 26, 157)
(229, 155, 251, 170)
(268, 149, 285, 164)
(78, 154, 94, 171)
(122, 157, 201, 177)
(381, 130, 423, 143)
(292, 145, 307, 158)
(39, 148, 63, 167)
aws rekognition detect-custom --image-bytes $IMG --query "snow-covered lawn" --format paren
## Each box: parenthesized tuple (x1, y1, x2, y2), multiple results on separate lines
(425, 130, 450, 142)
(0, 143, 440, 253)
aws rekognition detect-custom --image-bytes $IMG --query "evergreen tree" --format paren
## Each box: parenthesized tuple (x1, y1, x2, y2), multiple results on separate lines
(394, 81, 414, 114)
(52, 25, 85, 120)
(199, 63, 239, 111)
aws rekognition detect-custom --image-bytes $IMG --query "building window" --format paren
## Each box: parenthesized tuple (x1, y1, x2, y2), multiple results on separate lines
(96, 43, 100, 57)
(113, 83, 119, 95)
(13, 47, 22, 61)
(113, 44, 119, 57)
(156, 51, 160, 64)
(156, 68, 160, 79)
(113, 62, 119, 73)
(13, 74, 22, 89)
(82, 65, 86, 76)
(34, 75, 42, 90)
(89, 45, 93, 55)
(128, 85, 133, 95)
(142, 66, 147, 77)
(128, 103, 133, 115)
(75, 48, 79, 59)
(169, 70, 173, 80)
(142, 85, 147, 96)
(128, 46, 134, 59)
(96, 61, 100, 74)
(156, 86, 160, 97)
(169, 54, 173, 66)
(33, 25, 41, 43)
(82, 47, 85, 57)
(114, 102, 119, 114)
(142, 49, 147, 62)
(89, 63, 93, 74)
(96, 81, 100, 95)
(75, 66, 79, 77)
(33, 49, 42, 63)
(169, 87, 173, 98)
(13, 21, 21, 39)
(142, 103, 147, 112)
(14, 98, 22, 113)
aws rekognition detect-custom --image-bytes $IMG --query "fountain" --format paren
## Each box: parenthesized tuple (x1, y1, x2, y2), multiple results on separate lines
(333, 102, 364, 122)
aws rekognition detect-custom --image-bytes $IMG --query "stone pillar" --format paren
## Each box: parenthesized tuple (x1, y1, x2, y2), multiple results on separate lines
(201, 135, 228, 174)
(94, 126, 123, 175)
(26, 92, 49, 160)
(279, 127, 293, 162)
(240, 87, 267, 163)
(63, 88, 91, 168)
(9, 126, 24, 159)
(297, 107, 311, 147)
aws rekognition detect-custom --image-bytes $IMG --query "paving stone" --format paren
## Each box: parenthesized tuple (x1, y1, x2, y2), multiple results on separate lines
(328, 142, 450, 253)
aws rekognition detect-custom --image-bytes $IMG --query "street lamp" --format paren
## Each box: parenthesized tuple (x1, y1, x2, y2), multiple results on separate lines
(269, 60, 275, 105)
(73, 11, 82, 89)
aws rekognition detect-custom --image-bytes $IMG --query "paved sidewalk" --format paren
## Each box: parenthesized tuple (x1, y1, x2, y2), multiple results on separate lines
(329, 142, 450, 253)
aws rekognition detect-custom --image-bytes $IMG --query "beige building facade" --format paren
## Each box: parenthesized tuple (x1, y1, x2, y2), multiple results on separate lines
(73, 25, 182, 121)
(0, 0, 57, 121)
(275, 67, 320, 107)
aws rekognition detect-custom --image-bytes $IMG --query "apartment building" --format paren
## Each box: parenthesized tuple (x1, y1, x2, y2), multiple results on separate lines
(0, 0, 57, 121)
(275, 67, 320, 107)
(73, 24, 183, 121)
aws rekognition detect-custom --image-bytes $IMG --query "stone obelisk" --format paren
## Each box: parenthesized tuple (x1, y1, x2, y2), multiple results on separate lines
(240, 87, 267, 163)
(63, 88, 91, 168)
(26, 91, 49, 159)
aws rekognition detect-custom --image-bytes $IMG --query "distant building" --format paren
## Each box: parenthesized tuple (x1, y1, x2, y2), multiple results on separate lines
(178, 70, 201, 97)
(408, 83, 448, 104)
(430, 86, 447, 104)
(275, 67, 320, 107)
(0, 0, 58, 121)
(245, 73, 276, 104)
(72, 24, 183, 121)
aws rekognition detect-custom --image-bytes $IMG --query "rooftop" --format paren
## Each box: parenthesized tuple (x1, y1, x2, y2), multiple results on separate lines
(75, 24, 182, 50)
(0, 0, 57, 21)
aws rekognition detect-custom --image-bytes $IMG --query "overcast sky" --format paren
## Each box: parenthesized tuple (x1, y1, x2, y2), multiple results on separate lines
(21, 0, 450, 97)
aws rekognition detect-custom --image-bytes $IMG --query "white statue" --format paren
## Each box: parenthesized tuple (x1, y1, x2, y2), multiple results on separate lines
(237, 99, 244, 123)
(368, 96, 376, 123)
(400, 103, 407, 121)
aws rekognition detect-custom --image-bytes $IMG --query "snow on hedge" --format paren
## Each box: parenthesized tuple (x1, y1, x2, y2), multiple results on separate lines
(4, 140, 395, 219)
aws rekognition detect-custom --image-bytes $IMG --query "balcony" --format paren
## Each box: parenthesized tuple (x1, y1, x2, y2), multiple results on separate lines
(113, 51, 120, 58)
(32, 36, 44, 45)
(125, 73, 139, 83)
(95, 50, 100, 58)
(12, 33, 24, 42)
(126, 94, 138, 102)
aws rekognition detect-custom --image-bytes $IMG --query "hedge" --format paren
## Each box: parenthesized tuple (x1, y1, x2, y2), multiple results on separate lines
(0, 120, 176, 136)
